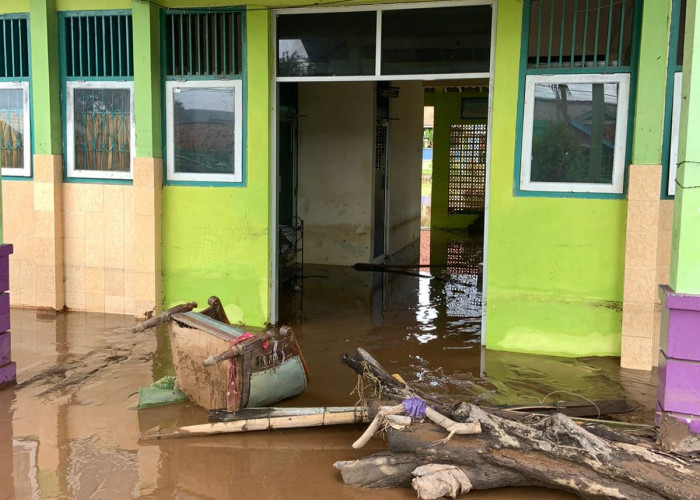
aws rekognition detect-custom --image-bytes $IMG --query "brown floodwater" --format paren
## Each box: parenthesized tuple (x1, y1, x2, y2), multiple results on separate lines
(1, 231, 657, 499)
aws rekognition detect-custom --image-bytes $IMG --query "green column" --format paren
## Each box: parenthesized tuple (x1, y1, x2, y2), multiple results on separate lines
(631, 0, 672, 165)
(131, 0, 161, 158)
(29, 0, 61, 155)
(669, 0, 700, 294)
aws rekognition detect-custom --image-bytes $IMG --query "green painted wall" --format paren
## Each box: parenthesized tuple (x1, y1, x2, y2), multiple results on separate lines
(670, 0, 700, 294)
(0, 1, 29, 13)
(631, 0, 672, 165)
(56, 0, 131, 10)
(29, 0, 62, 156)
(131, 0, 162, 159)
(484, 2, 627, 357)
(161, 8, 271, 326)
(425, 91, 483, 229)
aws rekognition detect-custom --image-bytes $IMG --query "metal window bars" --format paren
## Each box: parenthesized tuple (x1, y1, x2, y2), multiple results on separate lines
(164, 11, 242, 78)
(0, 16, 29, 79)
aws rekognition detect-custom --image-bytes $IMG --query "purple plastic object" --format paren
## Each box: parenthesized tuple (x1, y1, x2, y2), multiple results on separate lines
(0, 244, 12, 294)
(403, 397, 427, 418)
(0, 332, 9, 365)
(658, 351, 700, 416)
(0, 362, 15, 387)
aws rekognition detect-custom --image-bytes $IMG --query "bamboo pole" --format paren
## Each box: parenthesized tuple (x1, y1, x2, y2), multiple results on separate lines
(139, 406, 369, 441)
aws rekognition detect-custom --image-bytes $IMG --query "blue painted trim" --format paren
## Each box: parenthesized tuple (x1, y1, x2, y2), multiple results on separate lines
(161, 8, 248, 188)
(1, 175, 33, 181)
(62, 176, 132, 185)
(512, 0, 641, 200)
(60, 10, 132, 17)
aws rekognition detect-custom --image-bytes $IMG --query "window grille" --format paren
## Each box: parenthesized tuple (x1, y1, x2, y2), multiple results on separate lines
(448, 123, 487, 214)
(0, 16, 29, 79)
(164, 11, 242, 77)
(62, 13, 133, 78)
(527, 0, 637, 70)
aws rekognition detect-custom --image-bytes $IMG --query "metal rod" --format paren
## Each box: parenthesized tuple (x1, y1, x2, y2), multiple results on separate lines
(534, 1, 542, 69)
(205, 13, 210, 75)
(19, 19, 24, 77)
(125, 15, 131, 75)
(169, 15, 175, 75)
(118, 15, 123, 76)
(593, 0, 602, 66)
(605, 0, 614, 67)
(213, 13, 218, 75)
(79, 17, 83, 77)
(93, 16, 98, 76)
(582, 0, 589, 66)
(102, 16, 107, 77)
(618, 0, 626, 66)
(571, 0, 578, 68)
(179, 14, 185, 76)
(188, 14, 193, 75)
(559, 0, 566, 68)
(547, 0, 555, 69)
(10, 19, 16, 77)
(223, 14, 228, 75)
(196, 13, 201, 75)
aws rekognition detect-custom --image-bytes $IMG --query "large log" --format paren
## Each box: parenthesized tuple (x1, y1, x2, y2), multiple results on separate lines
(337, 349, 700, 500)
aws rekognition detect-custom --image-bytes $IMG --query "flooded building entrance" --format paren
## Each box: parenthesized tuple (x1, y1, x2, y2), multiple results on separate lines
(272, 3, 494, 336)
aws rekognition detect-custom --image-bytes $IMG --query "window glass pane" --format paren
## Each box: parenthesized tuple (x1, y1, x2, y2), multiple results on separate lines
(173, 87, 236, 174)
(381, 6, 491, 75)
(0, 88, 24, 169)
(74, 88, 131, 172)
(530, 82, 618, 184)
(277, 12, 376, 77)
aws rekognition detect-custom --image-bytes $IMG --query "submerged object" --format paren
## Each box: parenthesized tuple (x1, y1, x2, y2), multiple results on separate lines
(134, 296, 309, 412)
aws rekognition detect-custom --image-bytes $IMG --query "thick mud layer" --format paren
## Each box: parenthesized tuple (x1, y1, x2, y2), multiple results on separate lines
(1, 233, 656, 499)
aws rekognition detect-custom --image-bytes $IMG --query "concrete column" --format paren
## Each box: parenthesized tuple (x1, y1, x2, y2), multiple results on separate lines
(657, 0, 700, 452)
(29, 0, 64, 310)
(621, 0, 673, 370)
(131, 0, 162, 318)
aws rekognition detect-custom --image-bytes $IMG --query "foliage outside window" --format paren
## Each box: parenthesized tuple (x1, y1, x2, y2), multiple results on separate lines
(0, 82, 30, 177)
(165, 80, 243, 183)
(520, 74, 629, 193)
(66, 81, 134, 180)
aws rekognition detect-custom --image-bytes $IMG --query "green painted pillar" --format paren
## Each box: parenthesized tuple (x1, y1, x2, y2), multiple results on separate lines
(631, 0, 672, 165)
(669, 0, 700, 294)
(29, 0, 61, 155)
(131, 0, 161, 159)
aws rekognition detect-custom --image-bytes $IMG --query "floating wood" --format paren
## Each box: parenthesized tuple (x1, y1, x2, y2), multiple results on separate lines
(139, 406, 368, 441)
(337, 348, 700, 500)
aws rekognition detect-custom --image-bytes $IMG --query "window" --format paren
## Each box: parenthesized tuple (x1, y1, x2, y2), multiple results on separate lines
(0, 82, 30, 177)
(449, 123, 487, 213)
(668, 72, 682, 196)
(275, 4, 493, 80)
(517, 0, 638, 195)
(0, 15, 31, 178)
(165, 80, 243, 183)
(521, 74, 629, 193)
(60, 12, 134, 180)
(163, 10, 245, 184)
(65, 81, 134, 180)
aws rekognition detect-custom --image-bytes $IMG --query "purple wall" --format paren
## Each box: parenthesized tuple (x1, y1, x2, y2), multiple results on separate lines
(0, 244, 14, 388)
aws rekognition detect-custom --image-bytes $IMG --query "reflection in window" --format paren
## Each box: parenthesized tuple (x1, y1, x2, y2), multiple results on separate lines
(173, 87, 236, 175)
(0, 88, 25, 171)
(277, 12, 376, 77)
(530, 82, 618, 184)
(73, 87, 131, 173)
(381, 6, 492, 75)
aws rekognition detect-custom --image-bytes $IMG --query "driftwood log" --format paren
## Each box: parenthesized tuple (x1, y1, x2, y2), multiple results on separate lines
(335, 349, 700, 500)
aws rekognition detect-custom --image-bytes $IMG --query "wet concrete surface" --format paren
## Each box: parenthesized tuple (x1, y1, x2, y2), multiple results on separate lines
(1, 231, 656, 499)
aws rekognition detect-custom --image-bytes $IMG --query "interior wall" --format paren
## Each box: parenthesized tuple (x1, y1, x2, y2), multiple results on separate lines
(297, 81, 375, 266)
(386, 81, 423, 256)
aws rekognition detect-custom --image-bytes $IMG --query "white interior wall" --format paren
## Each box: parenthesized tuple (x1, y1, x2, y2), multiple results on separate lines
(297, 82, 375, 266)
(386, 81, 424, 256)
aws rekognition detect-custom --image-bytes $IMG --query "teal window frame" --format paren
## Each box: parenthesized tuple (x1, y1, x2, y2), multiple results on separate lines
(661, 0, 685, 199)
(160, 8, 247, 188)
(0, 13, 32, 180)
(58, 10, 134, 184)
(513, 0, 641, 199)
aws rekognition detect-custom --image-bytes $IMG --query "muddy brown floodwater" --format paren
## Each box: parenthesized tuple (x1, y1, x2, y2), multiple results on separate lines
(1, 232, 657, 499)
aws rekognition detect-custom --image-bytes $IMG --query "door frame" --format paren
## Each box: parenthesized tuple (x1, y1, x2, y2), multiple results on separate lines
(270, 0, 497, 347)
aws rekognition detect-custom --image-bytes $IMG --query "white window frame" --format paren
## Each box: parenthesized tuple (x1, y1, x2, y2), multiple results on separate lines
(165, 79, 243, 183)
(520, 73, 630, 194)
(668, 71, 682, 196)
(65, 80, 135, 180)
(0, 81, 31, 178)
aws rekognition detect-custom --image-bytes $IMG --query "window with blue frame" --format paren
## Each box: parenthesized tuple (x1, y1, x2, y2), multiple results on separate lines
(518, 0, 639, 196)
(163, 10, 244, 184)
(664, 0, 686, 197)
(60, 12, 134, 180)
(0, 16, 31, 178)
